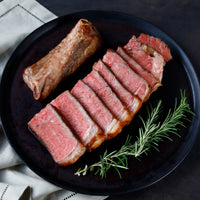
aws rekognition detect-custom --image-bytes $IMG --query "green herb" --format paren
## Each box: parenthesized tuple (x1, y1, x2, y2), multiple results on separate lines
(75, 91, 194, 178)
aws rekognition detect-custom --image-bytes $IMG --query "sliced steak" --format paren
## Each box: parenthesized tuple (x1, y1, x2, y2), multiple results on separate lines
(50, 90, 104, 151)
(28, 104, 86, 166)
(83, 69, 132, 125)
(103, 49, 150, 102)
(117, 46, 161, 92)
(71, 80, 122, 140)
(27, 33, 169, 167)
(137, 33, 172, 62)
(124, 35, 165, 82)
(93, 60, 142, 118)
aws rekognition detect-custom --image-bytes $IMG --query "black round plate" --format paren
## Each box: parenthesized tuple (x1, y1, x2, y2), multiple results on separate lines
(0, 11, 200, 195)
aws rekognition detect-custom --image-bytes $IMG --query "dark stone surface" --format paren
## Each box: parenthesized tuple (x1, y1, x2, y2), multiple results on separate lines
(36, 1, 200, 199)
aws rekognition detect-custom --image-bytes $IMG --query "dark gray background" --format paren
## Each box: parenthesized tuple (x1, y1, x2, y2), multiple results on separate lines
(37, 1, 200, 199)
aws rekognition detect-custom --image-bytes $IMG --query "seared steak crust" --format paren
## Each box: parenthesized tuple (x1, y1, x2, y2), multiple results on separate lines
(23, 19, 102, 100)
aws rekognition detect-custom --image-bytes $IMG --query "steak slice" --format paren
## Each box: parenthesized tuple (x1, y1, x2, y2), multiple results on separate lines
(50, 90, 104, 151)
(93, 60, 142, 118)
(117, 46, 161, 92)
(28, 104, 86, 166)
(137, 33, 172, 62)
(103, 49, 150, 102)
(83, 69, 132, 125)
(124, 35, 165, 82)
(71, 80, 122, 140)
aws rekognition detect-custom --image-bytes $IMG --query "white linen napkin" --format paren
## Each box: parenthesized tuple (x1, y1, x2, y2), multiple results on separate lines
(0, 0, 108, 199)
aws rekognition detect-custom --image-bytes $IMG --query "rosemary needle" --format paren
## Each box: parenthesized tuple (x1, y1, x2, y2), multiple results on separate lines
(75, 91, 193, 178)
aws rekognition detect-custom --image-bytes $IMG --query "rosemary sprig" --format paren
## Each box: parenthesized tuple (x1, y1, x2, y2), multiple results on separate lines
(75, 91, 193, 178)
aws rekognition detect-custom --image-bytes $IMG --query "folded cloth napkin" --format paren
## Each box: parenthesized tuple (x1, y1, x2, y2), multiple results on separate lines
(0, 0, 108, 199)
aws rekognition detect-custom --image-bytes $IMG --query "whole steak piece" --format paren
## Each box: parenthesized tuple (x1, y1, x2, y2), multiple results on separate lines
(23, 19, 102, 100)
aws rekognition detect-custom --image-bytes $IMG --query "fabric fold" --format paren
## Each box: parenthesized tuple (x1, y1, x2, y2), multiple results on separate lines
(0, 182, 31, 200)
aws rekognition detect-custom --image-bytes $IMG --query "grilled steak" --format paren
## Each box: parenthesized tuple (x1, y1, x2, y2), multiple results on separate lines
(124, 35, 165, 82)
(117, 46, 161, 92)
(93, 60, 142, 118)
(137, 33, 172, 62)
(71, 80, 122, 140)
(23, 19, 102, 100)
(83, 69, 132, 125)
(50, 90, 104, 151)
(27, 32, 172, 167)
(103, 49, 150, 102)
(28, 104, 86, 166)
